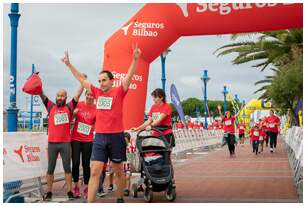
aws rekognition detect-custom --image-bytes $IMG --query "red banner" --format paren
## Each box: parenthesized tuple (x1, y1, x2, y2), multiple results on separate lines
(103, 3, 302, 129)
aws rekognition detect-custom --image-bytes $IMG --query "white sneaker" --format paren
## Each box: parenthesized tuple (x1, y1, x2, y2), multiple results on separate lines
(270, 148, 273, 153)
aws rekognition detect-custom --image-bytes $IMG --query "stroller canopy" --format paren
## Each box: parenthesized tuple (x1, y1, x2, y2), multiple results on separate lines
(141, 137, 167, 148)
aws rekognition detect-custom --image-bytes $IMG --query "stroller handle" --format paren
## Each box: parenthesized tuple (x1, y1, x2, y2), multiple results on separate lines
(137, 126, 165, 139)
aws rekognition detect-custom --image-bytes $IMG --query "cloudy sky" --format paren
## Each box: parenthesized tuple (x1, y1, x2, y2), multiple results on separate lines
(3, 3, 273, 113)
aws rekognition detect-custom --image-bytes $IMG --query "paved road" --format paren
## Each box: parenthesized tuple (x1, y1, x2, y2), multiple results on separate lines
(44, 138, 299, 203)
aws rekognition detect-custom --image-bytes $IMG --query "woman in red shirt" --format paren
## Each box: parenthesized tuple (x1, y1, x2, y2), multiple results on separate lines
(71, 91, 96, 198)
(265, 110, 280, 153)
(217, 105, 237, 158)
(132, 88, 175, 148)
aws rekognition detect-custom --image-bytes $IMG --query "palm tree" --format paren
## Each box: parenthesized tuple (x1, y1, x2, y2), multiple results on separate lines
(214, 29, 302, 71)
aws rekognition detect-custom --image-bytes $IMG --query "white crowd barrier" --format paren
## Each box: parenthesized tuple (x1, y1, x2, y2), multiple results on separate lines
(281, 127, 303, 201)
(3, 129, 224, 202)
(172, 129, 223, 154)
(3, 132, 64, 183)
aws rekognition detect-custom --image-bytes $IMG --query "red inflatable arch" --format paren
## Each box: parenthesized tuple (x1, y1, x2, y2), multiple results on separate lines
(102, 3, 302, 129)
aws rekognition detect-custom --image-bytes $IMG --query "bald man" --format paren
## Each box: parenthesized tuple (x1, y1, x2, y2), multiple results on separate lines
(39, 83, 84, 201)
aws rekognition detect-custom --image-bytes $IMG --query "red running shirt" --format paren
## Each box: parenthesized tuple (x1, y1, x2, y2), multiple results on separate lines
(90, 84, 127, 133)
(237, 123, 245, 134)
(148, 102, 173, 135)
(71, 101, 96, 142)
(44, 98, 76, 142)
(265, 115, 280, 133)
(222, 116, 235, 134)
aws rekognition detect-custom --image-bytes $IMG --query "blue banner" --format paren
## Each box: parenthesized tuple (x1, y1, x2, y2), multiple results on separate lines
(170, 84, 186, 124)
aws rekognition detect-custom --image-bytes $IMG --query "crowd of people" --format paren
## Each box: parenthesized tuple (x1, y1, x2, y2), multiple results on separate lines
(30, 41, 282, 203)
(36, 44, 178, 203)
(173, 108, 281, 158)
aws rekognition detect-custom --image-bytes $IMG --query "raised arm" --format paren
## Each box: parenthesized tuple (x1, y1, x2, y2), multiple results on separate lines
(61, 51, 91, 91)
(217, 105, 224, 120)
(122, 43, 142, 92)
(73, 84, 84, 103)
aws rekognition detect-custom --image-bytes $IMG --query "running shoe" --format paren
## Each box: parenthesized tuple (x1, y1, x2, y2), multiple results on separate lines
(44, 192, 52, 201)
(73, 186, 81, 198)
(116, 198, 124, 203)
(108, 184, 114, 192)
(67, 191, 75, 200)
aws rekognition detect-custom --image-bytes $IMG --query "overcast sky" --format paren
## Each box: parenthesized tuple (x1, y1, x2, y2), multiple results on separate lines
(3, 3, 273, 113)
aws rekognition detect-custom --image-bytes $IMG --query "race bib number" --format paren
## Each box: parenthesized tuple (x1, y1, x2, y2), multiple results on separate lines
(269, 123, 275, 128)
(54, 113, 69, 125)
(239, 126, 244, 130)
(259, 136, 264, 141)
(77, 122, 92, 136)
(97, 96, 113, 110)
(254, 131, 259, 136)
(152, 112, 161, 121)
(224, 120, 232, 126)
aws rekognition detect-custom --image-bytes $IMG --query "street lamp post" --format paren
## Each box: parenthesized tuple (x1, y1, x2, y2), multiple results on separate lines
(160, 48, 171, 92)
(222, 85, 228, 115)
(7, 3, 21, 132)
(201, 70, 210, 129)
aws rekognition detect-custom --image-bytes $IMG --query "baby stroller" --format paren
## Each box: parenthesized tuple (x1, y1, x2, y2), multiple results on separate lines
(131, 127, 176, 202)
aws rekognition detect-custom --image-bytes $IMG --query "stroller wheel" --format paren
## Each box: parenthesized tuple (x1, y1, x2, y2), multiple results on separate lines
(165, 187, 176, 202)
(144, 189, 153, 203)
(132, 184, 138, 198)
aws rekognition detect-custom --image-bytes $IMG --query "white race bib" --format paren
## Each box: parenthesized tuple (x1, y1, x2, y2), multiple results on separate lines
(224, 120, 232, 126)
(259, 136, 264, 141)
(54, 113, 69, 125)
(269, 123, 275, 128)
(77, 122, 92, 136)
(96, 96, 113, 110)
(152, 112, 161, 121)
(239, 126, 244, 130)
(254, 131, 259, 136)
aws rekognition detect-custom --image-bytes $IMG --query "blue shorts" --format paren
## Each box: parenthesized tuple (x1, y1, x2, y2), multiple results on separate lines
(91, 133, 127, 163)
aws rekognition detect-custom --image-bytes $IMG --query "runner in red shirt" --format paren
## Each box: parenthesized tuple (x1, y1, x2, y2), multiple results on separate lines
(39, 82, 84, 201)
(260, 118, 269, 147)
(62, 44, 141, 203)
(237, 122, 245, 145)
(71, 91, 96, 198)
(212, 120, 219, 130)
(186, 120, 194, 129)
(132, 88, 175, 148)
(258, 122, 266, 154)
(217, 105, 238, 158)
(218, 120, 224, 130)
(249, 124, 260, 155)
(176, 120, 184, 129)
(193, 121, 200, 129)
(199, 122, 204, 129)
(265, 110, 280, 153)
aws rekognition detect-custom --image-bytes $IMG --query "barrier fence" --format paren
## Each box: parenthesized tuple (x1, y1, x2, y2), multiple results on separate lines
(3, 129, 223, 202)
(281, 126, 303, 202)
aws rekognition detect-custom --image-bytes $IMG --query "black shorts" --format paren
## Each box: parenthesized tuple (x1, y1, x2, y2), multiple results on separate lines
(91, 133, 127, 163)
(239, 133, 244, 138)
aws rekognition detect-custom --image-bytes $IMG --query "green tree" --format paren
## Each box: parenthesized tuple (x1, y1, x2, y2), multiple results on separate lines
(266, 51, 303, 126)
(214, 29, 303, 126)
(170, 98, 234, 120)
(215, 29, 302, 71)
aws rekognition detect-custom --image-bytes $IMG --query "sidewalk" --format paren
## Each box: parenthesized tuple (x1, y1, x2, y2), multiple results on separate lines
(46, 138, 300, 203)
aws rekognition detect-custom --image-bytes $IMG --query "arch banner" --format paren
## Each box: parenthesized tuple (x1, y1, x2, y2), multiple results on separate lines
(103, 3, 302, 129)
